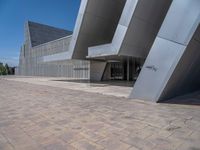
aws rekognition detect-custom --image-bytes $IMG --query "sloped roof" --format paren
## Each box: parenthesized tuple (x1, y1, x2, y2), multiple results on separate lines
(28, 21, 72, 47)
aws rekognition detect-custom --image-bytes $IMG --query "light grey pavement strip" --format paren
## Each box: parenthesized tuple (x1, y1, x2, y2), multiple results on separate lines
(5, 76, 132, 98)
(0, 77, 200, 150)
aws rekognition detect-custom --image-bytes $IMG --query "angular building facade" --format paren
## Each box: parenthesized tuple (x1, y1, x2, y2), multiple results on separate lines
(17, 21, 90, 79)
(17, 0, 200, 102)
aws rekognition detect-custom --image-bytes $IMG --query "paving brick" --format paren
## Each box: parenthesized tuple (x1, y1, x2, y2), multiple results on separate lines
(0, 78, 200, 150)
(71, 139, 104, 150)
(97, 137, 131, 150)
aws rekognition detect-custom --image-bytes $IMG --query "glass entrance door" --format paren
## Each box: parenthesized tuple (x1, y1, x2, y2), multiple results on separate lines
(110, 62, 123, 80)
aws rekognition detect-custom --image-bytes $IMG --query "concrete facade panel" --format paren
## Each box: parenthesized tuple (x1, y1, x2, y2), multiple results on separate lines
(158, 0, 200, 45)
(88, 0, 172, 58)
(130, 37, 185, 101)
(90, 61, 107, 81)
(18, 21, 90, 79)
(160, 25, 200, 100)
(131, 0, 200, 102)
(71, 0, 126, 59)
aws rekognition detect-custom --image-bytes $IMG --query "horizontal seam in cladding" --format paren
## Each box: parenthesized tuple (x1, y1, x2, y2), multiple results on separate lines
(157, 36, 187, 46)
(32, 36, 72, 49)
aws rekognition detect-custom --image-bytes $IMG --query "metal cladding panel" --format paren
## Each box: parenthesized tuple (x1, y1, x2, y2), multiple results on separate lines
(119, 0, 172, 58)
(130, 37, 185, 101)
(68, 0, 87, 59)
(88, 24, 127, 57)
(42, 52, 71, 63)
(158, 0, 200, 45)
(88, 0, 172, 58)
(88, 0, 138, 58)
(159, 25, 200, 101)
(18, 21, 90, 79)
(118, 0, 138, 27)
(90, 61, 107, 81)
(71, 0, 126, 59)
(28, 21, 72, 47)
(88, 44, 114, 58)
(131, 0, 200, 102)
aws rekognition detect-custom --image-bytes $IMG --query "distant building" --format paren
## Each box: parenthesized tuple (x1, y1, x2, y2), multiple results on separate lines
(17, 0, 200, 102)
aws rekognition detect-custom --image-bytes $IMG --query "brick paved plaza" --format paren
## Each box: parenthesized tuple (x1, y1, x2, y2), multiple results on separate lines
(0, 77, 200, 150)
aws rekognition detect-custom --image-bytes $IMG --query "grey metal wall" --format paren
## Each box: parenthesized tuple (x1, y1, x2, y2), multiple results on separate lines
(159, 25, 200, 101)
(28, 21, 72, 47)
(70, 0, 126, 59)
(90, 61, 107, 81)
(18, 23, 90, 79)
(131, 0, 200, 102)
(88, 0, 172, 58)
(36, 60, 90, 79)
(119, 0, 172, 58)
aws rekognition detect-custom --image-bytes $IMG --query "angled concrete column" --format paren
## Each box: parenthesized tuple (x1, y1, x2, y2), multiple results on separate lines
(131, 0, 200, 102)
(90, 61, 107, 81)
(127, 58, 130, 81)
(70, 0, 126, 59)
(88, 0, 172, 58)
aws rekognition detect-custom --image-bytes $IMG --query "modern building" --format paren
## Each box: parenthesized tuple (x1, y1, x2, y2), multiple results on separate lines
(17, 0, 200, 102)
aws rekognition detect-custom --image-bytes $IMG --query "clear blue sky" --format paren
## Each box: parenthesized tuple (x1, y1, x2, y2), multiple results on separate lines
(0, 0, 80, 66)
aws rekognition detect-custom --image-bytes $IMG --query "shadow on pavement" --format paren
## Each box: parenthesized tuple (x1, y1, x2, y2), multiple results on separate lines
(51, 79, 134, 87)
(161, 91, 200, 106)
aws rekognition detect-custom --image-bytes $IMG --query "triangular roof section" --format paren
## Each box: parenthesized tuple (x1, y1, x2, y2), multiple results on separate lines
(27, 21, 72, 47)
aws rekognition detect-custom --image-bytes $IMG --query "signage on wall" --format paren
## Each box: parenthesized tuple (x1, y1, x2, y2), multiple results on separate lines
(74, 68, 89, 71)
(145, 65, 158, 72)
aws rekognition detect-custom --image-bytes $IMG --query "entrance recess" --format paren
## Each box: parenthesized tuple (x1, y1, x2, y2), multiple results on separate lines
(111, 62, 123, 80)
(102, 57, 145, 81)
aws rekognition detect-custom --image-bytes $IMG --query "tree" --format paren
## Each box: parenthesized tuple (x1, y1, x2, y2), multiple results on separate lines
(5, 64, 10, 75)
(0, 63, 16, 75)
(0, 64, 7, 75)
(0, 63, 3, 75)
(0, 63, 9, 75)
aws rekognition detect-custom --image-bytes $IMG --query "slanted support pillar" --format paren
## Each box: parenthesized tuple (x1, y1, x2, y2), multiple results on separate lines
(130, 0, 200, 102)
(127, 58, 130, 81)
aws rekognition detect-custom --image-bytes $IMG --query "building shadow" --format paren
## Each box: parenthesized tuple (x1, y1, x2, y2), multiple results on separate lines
(161, 90, 200, 106)
(51, 79, 134, 87)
